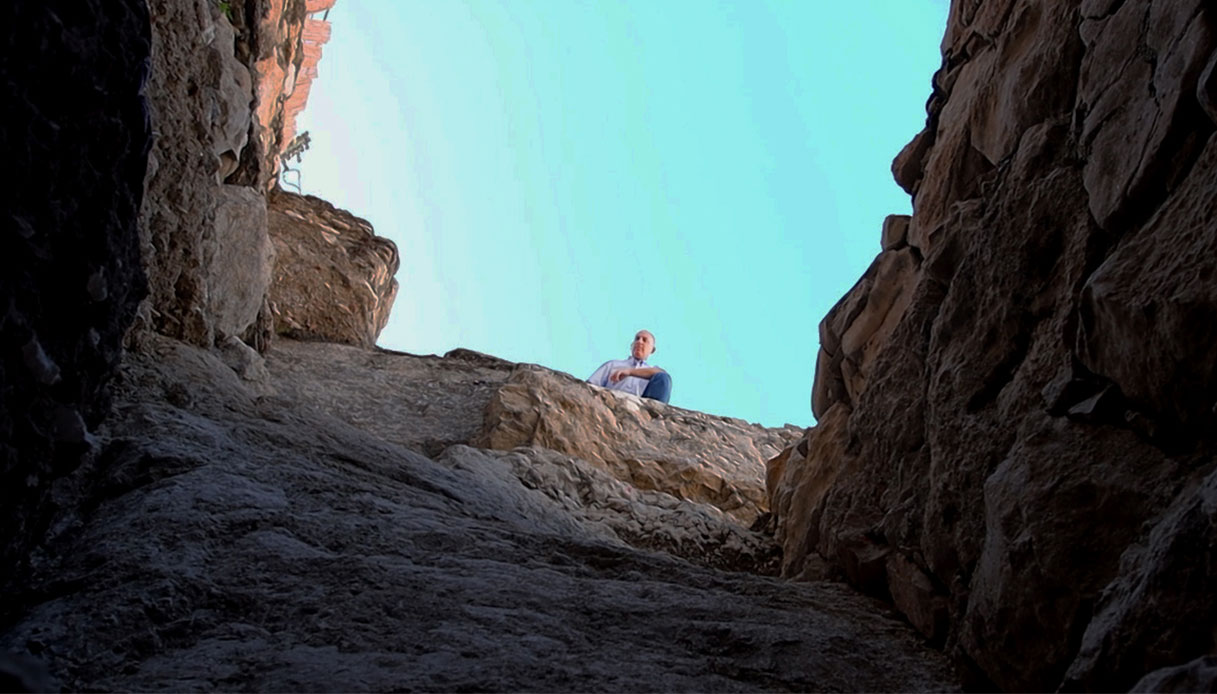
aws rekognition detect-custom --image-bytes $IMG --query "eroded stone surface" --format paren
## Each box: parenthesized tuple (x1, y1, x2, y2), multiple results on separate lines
(772, 2, 1217, 691)
(266, 340, 512, 456)
(267, 190, 399, 347)
(208, 186, 273, 341)
(0, 337, 960, 692)
(476, 366, 802, 525)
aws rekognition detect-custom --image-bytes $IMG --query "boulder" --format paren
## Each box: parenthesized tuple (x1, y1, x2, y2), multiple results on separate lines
(267, 190, 399, 347)
(137, 0, 329, 346)
(208, 186, 273, 341)
(138, 0, 254, 345)
(475, 366, 802, 525)
(0, 336, 960, 692)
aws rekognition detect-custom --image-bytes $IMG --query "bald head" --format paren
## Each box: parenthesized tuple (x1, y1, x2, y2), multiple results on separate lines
(631, 330, 656, 360)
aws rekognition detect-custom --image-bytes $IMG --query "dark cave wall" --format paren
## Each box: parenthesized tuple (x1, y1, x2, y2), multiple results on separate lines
(1, 2, 151, 588)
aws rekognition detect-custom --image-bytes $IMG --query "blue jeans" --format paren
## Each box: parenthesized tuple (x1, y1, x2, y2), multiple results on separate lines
(642, 371, 672, 404)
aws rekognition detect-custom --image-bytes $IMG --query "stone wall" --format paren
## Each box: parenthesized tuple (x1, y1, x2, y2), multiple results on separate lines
(771, 1, 1217, 690)
(0, 1, 151, 589)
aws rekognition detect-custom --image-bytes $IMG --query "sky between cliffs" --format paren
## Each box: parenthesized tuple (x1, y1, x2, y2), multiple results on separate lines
(295, 1, 950, 428)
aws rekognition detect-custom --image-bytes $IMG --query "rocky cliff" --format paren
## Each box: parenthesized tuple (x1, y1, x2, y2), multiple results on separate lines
(136, 0, 350, 349)
(268, 190, 400, 347)
(772, 1, 1217, 690)
(1, 0, 383, 603)
(7, 0, 1215, 691)
(0, 336, 957, 691)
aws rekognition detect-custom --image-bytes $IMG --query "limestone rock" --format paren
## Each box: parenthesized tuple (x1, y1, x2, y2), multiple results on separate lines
(812, 247, 919, 418)
(0, 336, 960, 692)
(280, 4, 338, 157)
(246, 0, 310, 190)
(773, 2, 1217, 690)
(267, 190, 399, 347)
(137, 0, 334, 346)
(476, 366, 801, 525)
(1064, 466, 1217, 691)
(266, 339, 513, 456)
(208, 185, 273, 341)
(210, 17, 253, 181)
(139, 0, 273, 345)
(217, 335, 271, 386)
(439, 445, 781, 574)
(1, 0, 150, 588)
(268, 339, 778, 572)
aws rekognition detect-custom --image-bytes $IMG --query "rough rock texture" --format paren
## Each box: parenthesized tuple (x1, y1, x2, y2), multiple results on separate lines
(0, 0, 150, 588)
(476, 366, 803, 526)
(281, 1, 339, 150)
(0, 337, 960, 692)
(267, 190, 400, 347)
(267, 340, 513, 456)
(137, 0, 347, 348)
(1131, 655, 1217, 694)
(244, 0, 310, 190)
(209, 185, 274, 341)
(773, 1, 1217, 691)
(267, 340, 788, 573)
(138, 0, 257, 345)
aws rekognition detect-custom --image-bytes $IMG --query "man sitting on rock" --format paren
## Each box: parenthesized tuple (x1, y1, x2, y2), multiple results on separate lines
(587, 329, 672, 404)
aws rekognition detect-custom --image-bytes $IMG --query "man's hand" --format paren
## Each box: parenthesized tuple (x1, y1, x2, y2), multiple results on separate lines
(609, 368, 634, 383)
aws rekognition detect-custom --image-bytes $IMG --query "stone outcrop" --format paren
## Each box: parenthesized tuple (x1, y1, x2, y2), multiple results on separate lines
(267, 190, 399, 347)
(136, 0, 359, 350)
(773, 1, 1217, 690)
(1, 1, 151, 588)
(138, 0, 262, 345)
(0, 336, 960, 691)
(476, 366, 802, 526)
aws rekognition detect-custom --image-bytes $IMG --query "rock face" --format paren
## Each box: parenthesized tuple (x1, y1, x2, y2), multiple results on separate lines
(0, 337, 960, 691)
(280, 1, 339, 150)
(136, 0, 360, 350)
(476, 366, 802, 526)
(773, 1, 1217, 690)
(267, 191, 400, 347)
(138, 0, 260, 345)
(0, 1, 150, 588)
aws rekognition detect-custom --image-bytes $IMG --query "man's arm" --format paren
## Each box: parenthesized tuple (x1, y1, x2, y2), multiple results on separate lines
(588, 361, 614, 386)
(609, 366, 664, 383)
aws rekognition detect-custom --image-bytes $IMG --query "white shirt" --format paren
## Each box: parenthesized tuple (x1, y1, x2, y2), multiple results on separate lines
(588, 357, 654, 397)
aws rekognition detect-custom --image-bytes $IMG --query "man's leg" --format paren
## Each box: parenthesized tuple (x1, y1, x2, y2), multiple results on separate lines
(641, 371, 672, 404)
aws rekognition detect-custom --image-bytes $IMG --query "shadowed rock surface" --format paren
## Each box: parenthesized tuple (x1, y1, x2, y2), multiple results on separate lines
(477, 367, 803, 526)
(772, 1, 1217, 690)
(9, 0, 1213, 690)
(1, 0, 151, 588)
(0, 338, 960, 692)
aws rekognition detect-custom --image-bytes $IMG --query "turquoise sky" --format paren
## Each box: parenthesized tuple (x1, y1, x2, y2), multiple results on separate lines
(295, 1, 949, 427)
